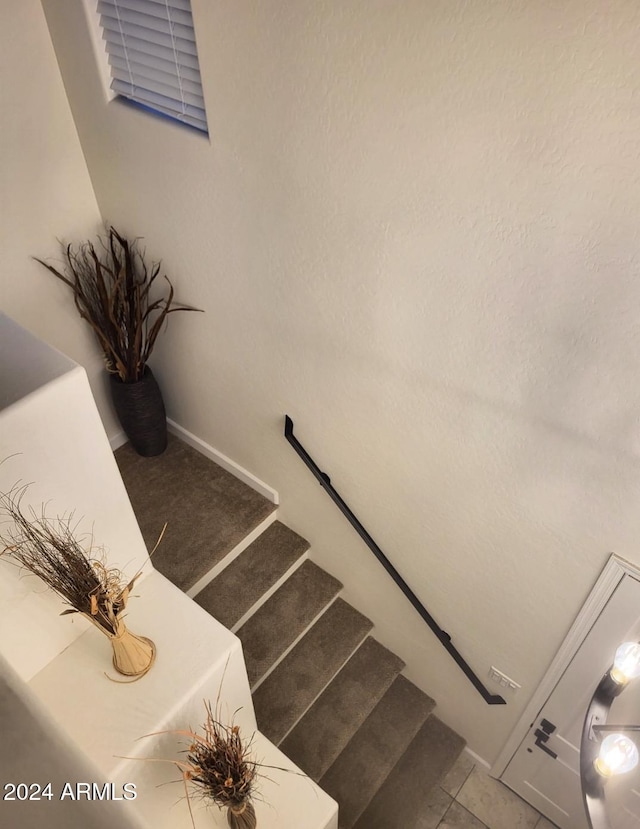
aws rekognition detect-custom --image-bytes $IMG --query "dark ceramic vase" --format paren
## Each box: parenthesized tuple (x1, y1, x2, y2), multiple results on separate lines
(109, 367, 167, 456)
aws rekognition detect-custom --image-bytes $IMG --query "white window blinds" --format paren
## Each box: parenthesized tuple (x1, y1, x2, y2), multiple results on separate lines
(97, 0, 208, 133)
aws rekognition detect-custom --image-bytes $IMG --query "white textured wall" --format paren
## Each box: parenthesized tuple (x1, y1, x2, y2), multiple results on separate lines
(43, 0, 640, 762)
(0, 0, 116, 435)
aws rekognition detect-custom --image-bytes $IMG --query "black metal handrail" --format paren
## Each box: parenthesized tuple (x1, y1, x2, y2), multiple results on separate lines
(284, 415, 506, 705)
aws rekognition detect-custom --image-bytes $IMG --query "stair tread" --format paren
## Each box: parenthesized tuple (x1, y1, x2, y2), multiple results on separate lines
(116, 440, 468, 828)
(319, 675, 436, 828)
(253, 597, 373, 745)
(194, 521, 309, 627)
(353, 715, 466, 829)
(280, 636, 405, 781)
(115, 434, 275, 591)
(237, 559, 342, 686)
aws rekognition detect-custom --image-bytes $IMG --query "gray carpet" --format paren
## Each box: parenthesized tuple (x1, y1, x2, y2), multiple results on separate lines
(116, 434, 467, 827)
(353, 716, 466, 829)
(237, 559, 342, 686)
(115, 434, 275, 591)
(319, 675, 435, 828)
(280, 636, 405, 781)
(195, 521, 309, 628)
(252, 598, 373, 745)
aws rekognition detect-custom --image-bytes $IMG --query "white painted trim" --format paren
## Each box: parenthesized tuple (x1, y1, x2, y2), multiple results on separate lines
(259, 602, 371, 744)
(167, 419, 279, 505)
(464, 746, 491, 772)
(109, 429, 127, 451)
(230, 553, 309, 634)
(79, 0, 115, 104)
(186, 511, 278, 599)
(248, 593, 361, 700)
(492, 553, 640, 779)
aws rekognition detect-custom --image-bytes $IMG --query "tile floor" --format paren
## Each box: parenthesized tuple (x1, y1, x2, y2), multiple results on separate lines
(426, 753, 558, 829)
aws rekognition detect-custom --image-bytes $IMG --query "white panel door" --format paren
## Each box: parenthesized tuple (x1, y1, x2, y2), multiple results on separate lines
(501, 573, 640, 829)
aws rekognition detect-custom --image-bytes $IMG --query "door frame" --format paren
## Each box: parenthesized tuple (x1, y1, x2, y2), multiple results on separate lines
(492, 552, 640, 779)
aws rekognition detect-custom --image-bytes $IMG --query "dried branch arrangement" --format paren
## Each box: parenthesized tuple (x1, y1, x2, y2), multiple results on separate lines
(0, 483, 155, 678)
(138, 698, 311, 827)
(140, 701, 260, 829)
(182, 702, 258, 829)
(34, 226, 202, 382)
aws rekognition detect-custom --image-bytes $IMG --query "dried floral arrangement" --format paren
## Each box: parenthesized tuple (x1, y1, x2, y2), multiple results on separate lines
(176, 701, 258, 829)
(34, 226, 202, 382)
(138, 693, 307, 829)
(0, 483, 155, 678)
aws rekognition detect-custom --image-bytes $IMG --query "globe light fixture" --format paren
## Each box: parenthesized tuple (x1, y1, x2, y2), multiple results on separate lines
(581, 641, 640, 829)
(611, 642, 640, 685)
(594, 733, 639, 778)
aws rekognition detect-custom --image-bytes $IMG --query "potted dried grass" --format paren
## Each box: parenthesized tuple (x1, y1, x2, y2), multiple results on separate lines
(35, 226, 202, 456)
(184, 702, 258, 828)
(137, 697, 309, 827)
(0, 484, 155, 679)
(147, 701, 258, 828)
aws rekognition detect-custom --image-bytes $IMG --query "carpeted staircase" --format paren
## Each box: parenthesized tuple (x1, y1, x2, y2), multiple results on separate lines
(116, 434, 466, 829)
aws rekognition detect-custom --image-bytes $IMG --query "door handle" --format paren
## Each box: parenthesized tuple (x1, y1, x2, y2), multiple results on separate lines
(534, 730, 558, 759)
(533, 718, 558, 759)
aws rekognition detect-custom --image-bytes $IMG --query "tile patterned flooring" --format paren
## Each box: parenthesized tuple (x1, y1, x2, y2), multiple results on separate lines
(428, 753, 558, 829)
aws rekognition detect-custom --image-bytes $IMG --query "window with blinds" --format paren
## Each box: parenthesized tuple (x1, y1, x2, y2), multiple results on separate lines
(97, 0, 208, 134)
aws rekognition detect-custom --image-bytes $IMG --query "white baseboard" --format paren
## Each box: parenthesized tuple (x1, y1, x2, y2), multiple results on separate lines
(465, 746, 491, 772)
(167, 419, 279, 504)
(109, 430, 127, 451)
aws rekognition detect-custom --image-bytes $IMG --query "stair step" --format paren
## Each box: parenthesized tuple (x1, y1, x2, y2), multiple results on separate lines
(116, 438, 468, 827)
(194, 521, 309, 628)
(253, 597, 373, 745)
(115, 434, 275, 592)
(280, 637, 405, 782)
(237, 559, 342, 686)
(319, 675, 436, 828)
(353, 715, 466, 829)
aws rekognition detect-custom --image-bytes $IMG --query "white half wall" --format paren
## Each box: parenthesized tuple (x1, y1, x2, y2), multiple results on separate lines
(0, 652, 144, 829)
(41, 0, 640, 762)
(0, 0, 118, 439)
(0, 315, 152, 681)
